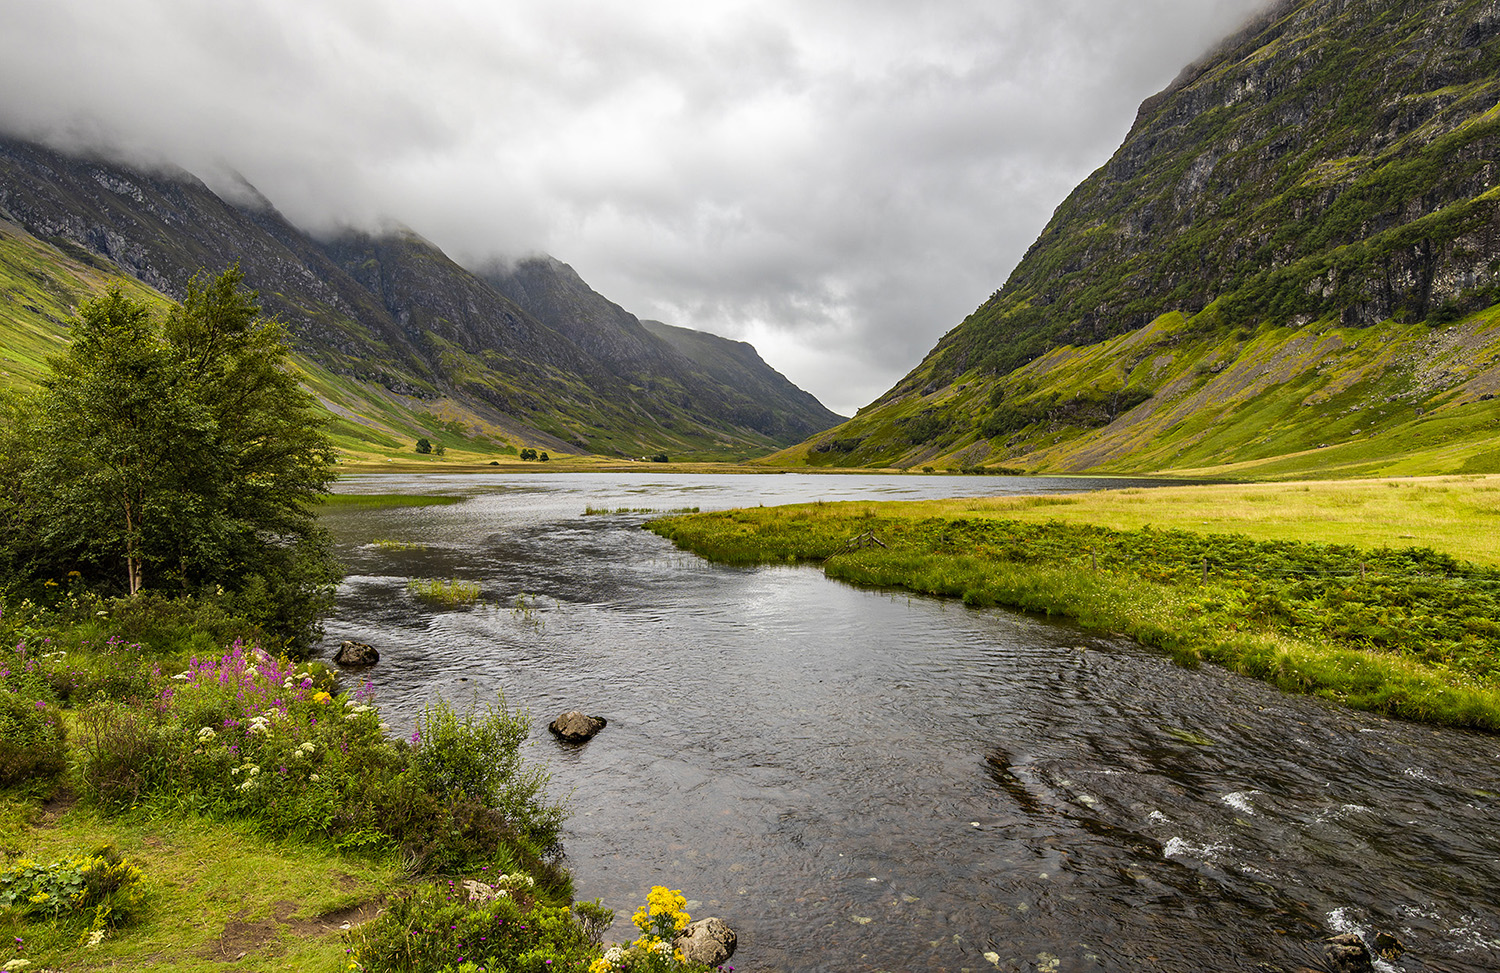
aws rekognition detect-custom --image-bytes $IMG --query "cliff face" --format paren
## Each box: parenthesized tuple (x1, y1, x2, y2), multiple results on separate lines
(0, 134, 841, 456)
(927, 0, 1500, 385)
(792, 0, 1500, 476)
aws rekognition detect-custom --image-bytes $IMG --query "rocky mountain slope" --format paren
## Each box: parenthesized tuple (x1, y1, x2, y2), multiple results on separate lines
(785, 0, 1500, 478)
(0, 134, 841, 460)
(480, 256, 842, 442)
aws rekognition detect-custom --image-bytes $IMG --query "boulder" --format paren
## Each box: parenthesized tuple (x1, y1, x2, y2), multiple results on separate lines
(334, 640, 379, 667)
(675, 917, 736, 967)
(548, 710, 607, 743)
(1325, 932, 1374, 973)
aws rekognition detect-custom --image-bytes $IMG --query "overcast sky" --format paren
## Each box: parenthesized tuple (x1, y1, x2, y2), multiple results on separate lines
(1, 0, 1271, 416)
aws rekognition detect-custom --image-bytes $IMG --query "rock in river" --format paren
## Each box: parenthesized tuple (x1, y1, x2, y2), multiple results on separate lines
(675, 917, 736, 967)
(334, 640, 379, 667)
(548, 710, 607, 743)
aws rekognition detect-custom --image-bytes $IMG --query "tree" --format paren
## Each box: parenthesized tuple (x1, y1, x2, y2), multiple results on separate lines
(415, 438, 432, 454)
(1, 268, 340, 650)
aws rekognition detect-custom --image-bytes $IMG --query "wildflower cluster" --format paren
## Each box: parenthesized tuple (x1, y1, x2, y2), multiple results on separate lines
(0, 849, 145, 932)
(76, 643, 563, 876)
(588, 887, 702, 973)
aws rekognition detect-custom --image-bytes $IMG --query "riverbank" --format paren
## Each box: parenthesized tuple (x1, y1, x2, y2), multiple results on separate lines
(0, 596, 719, 972)
(648, 475, 1500, 731)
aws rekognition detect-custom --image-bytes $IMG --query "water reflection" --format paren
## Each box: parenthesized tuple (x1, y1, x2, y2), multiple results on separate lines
(320, 473, 1500, 973)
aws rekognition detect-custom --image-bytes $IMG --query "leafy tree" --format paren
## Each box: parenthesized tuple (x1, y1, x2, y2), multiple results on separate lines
(415, 438, 432, 454)
(0, 268, 340, 650)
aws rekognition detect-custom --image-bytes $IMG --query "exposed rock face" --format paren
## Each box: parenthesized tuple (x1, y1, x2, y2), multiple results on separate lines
(674, 916, 736, 967)
(926, 0, 1500, 384)
(818, 0, 1500, 473)
(333, 640, 379, 667)
(547, 711, 607, 743)
(1325, 932, 1375, 973)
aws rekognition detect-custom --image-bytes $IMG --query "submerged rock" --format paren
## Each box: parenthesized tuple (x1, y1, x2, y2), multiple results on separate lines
(675, 916, 736, 966)
(1325, 932, 1374, 973)
(334, 640, 379, 667)
(548, 710, 607, 743)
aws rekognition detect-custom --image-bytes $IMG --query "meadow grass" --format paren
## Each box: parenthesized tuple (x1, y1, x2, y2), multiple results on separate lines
(856, 474, 1500, 567)
(649, 475, 1500, 731)
(0, 803, 400, 972)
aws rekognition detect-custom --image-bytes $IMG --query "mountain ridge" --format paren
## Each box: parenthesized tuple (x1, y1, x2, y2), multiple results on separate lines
(0, 133, 842, 461)
(784, 0, 1500, 478)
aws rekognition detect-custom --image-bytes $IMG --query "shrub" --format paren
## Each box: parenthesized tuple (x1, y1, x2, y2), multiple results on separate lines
(0, 691, 66, 787)
(416, 438, 433, 454)
(75, 644, 566, 875)
(0, 847, 147, 930)
(346, 878, 596, 973)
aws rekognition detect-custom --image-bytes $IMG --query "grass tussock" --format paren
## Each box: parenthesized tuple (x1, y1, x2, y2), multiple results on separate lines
(320, 494, 464, 510)
(650, 483, 1500, 731)
(406, 578, 482, 607)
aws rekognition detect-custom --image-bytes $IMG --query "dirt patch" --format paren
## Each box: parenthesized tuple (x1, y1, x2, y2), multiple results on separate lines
(38, 789, 77, 824)
(198, 898, 384, 961)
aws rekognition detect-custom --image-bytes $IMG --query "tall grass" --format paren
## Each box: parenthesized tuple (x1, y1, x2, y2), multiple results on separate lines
(406, 578, 482, 607)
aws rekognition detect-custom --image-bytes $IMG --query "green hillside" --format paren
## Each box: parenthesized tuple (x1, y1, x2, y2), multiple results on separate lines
(0, 136, 841, 465)
(780, 0, 1500, 477)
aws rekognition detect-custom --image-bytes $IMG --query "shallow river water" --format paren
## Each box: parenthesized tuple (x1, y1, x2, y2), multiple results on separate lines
(320, 473, 1500, 973)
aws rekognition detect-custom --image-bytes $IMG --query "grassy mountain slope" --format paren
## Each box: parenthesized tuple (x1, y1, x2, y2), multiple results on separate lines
(0, 135, 839, 462)
(641, 318, 845, 439)
(782, 0, 1500, 477)
(478, 254, 844, 442)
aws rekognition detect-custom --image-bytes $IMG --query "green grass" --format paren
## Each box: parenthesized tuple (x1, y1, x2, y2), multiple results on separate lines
(371, 539, 428, 551)
(406, 578, 482, 607)
(583, 505, 700, 515)
(319, 494, 464, 510)
(0, 802, 399, 972)
(649, 478, 1500, 731)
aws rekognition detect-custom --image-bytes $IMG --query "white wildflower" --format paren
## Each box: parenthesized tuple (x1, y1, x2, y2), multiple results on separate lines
(171, 671, 191, 681)
(246, 665, 259, 676)
(310, 774, 321, 782)
(86, 929, 105, 948)
(4, 958, 33, 970)
(604, 947, 625, 963)
(196, 726, 216, 743)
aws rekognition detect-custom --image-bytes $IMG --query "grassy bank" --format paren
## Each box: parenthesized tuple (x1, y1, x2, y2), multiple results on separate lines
(648, 475, 1500, 731)
(0, 599, 723, 972)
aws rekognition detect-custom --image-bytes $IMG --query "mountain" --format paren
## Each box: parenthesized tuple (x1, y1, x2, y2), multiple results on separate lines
(479, 256, 843, 442)
(0, 134, 842, 461)
(785, 0, 1500, 478)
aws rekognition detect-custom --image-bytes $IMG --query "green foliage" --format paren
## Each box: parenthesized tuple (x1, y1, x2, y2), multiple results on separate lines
(0, 847, 147, 930)
(519, 448, 539, 460)
(0, 691, 66, 787)
(70, 645, 564, 876)
(407, 578, 482, 607)
(416, 438, 433, 455)
(0, 267, 340, 651)
(409, 696, 563, 851)
(345, 880, 592, 973)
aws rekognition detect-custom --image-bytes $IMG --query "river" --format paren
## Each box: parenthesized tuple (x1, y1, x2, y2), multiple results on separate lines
(320, 472, 1500, 973)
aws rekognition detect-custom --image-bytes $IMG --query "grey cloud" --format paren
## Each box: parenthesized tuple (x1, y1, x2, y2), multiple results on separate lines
(0, 0, 1272, 416)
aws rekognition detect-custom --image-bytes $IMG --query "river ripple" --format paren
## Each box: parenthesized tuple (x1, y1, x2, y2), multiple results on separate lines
(321, 473, 1500, 973)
